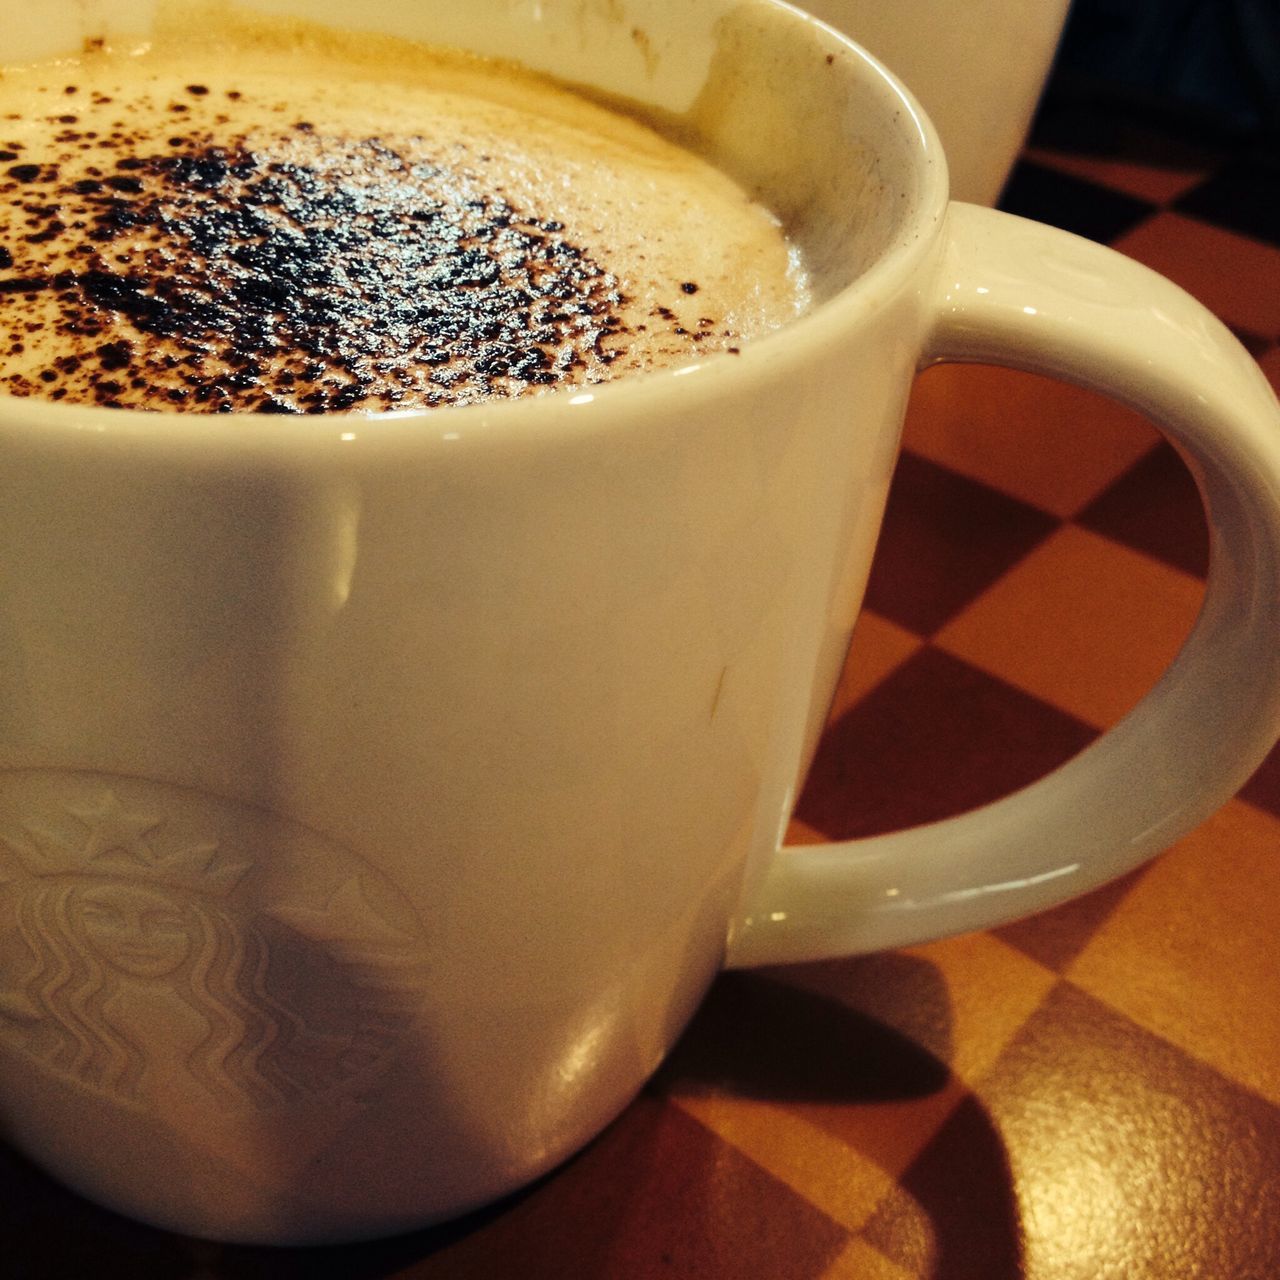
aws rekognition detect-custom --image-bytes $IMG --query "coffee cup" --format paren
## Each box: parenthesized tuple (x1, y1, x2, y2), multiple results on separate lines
(1, 0, 1278, 1247)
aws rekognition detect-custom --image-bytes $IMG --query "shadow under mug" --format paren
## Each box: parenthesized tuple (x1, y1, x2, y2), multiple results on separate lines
(0, 0, 1278, 1247)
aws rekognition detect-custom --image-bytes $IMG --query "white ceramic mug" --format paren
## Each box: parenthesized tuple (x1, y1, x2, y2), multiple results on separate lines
(1, 0, 1278, 1247)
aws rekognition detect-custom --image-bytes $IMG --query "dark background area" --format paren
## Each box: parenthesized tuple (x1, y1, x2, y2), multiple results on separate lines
(1036, 0, 1280, 156)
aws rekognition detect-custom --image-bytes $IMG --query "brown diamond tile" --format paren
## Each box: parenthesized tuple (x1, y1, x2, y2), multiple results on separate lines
(669, 1092, 898, 1237)
(1175, 160, 1280, 249)
(662, 969, 956, 1151)
(1022, 144, 1209, 206)
(763, 942, 1053, 1279)
(902, 364, 1159, 519)
(1232, 326, 1276, 359)
(820, 1239, 918, 1279)
(662, 967, 959, 1233)
(779, 934, 1057, 1091)
(957, 982, 1280, 1280)
(1112, 211, 1280, 339)
(935, 524, 1204, 730)
(999, 159, 1157, 243)
(993, 864, 1149, 973)
(862, 453, 1059, 637)
(860, 1095, 1023, 1280)
(1026, 99, 1223, 180)
(662, 968, 949, 1104)
(795, 647, 1098, 839)
(786, 815, 835, 846)
(1067, 799, 1280, 1107)
(827, 609, 923, 722)
(1076, 441, 1209, 579)
(1260, 343, 1280, 395)
(1240, 740, 1280, 819)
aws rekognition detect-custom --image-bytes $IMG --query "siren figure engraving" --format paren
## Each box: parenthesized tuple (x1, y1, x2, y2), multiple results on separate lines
(0, 777, 428, 1112)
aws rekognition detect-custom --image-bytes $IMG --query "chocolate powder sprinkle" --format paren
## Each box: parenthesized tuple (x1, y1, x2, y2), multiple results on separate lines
(0, 126, 640, 411)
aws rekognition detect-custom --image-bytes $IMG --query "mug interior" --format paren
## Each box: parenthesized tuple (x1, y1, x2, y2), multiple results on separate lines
(0, 0, 952, 442)
(0, 0, 946, 412)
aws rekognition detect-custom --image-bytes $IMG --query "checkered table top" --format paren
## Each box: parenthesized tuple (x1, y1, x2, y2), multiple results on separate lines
(4, 103, 1279, 1280)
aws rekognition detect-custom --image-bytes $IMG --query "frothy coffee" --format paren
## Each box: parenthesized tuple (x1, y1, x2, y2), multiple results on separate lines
(0, 13, 807, 413)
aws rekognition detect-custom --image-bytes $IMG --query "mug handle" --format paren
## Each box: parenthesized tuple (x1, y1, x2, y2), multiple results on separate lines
(726, 202, 1280, 968)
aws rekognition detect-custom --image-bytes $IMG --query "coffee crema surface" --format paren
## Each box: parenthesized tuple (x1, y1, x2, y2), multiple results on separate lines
(0, 14, 806, 412)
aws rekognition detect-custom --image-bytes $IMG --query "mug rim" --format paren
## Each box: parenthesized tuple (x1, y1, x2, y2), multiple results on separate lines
(0, 0, 950, 452)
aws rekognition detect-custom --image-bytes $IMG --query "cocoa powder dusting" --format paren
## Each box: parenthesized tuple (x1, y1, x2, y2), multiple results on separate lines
(0, 122, 641, 412)
(0, 27, 808, 416)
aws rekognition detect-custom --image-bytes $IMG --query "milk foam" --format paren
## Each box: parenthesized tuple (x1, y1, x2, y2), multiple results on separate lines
(0, 15, 807, 412)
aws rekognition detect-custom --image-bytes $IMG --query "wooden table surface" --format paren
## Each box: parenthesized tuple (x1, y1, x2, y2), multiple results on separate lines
(4, 103, 1279, 1280)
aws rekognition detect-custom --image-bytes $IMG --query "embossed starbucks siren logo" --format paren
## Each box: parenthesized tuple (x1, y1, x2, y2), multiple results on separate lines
(0, 771, 429, 1112)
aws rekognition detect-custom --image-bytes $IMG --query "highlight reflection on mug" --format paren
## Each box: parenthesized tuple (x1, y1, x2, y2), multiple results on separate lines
(0, 776, 429, 1111)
